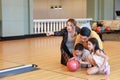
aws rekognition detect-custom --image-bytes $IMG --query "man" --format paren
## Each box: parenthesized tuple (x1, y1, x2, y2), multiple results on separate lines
(75, 27, 103, 50)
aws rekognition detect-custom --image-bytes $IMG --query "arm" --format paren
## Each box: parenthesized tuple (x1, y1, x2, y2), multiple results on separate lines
(96, 50, 108, 71)
(54, 27, 67, 36)
(79, 59, 90, 65)
(46, 32, 54, 36)
(73, 50, 91, 65)
(46, 27, 67, 36)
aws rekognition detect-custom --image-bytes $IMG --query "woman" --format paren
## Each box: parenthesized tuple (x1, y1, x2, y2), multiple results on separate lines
(46, 18, 80, 65)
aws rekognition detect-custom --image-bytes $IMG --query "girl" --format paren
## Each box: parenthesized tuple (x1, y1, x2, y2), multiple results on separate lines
(46, 18, 80, 66)
(87, 38, 110, 75)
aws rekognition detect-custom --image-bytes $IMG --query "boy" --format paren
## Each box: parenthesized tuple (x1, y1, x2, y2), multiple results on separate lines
(71, 43, 91, 68)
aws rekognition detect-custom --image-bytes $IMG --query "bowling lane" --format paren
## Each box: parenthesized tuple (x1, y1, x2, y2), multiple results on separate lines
(0, 60, 20, 70)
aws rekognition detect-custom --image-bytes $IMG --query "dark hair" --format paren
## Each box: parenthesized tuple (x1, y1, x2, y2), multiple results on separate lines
(66, 18, 77, 26)
(80, 27, 91, 37)
(88, 38, 100, 52)
(97, 21, 103, 27)
(74, 43, 84, 51)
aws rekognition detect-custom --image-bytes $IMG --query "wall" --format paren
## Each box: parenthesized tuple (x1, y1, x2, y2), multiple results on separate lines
(104, 0, 114, 20)
(29, 0, 34, 34)
(115, 0, 120, 10)
(87, 0, 114, 20)
(1, 0, 33, 37)
(0, 0, 117, 38)
(34, 0, 87, 19)
(115, 0, 120, 19)
(86, 0, 95, 20)
(0, 0, 2, 36)
(98, 0, 104, 20)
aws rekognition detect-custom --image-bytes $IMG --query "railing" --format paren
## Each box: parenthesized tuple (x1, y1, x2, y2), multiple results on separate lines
(33, 18, 92, 34)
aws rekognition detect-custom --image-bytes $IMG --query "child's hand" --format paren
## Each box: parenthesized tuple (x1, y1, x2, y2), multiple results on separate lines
(68, 57, 76, 61)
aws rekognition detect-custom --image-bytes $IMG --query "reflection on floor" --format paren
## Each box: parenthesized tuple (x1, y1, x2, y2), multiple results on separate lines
(0, 36, 120, 80)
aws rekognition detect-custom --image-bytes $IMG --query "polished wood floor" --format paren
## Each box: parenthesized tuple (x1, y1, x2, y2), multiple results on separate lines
(0, 36, 120, 80)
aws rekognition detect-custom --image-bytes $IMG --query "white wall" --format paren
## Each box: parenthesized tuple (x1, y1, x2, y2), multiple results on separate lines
(34, 0, 86, 19)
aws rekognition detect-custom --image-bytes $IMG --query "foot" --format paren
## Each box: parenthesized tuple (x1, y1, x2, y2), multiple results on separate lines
(104, 65, 110, 75)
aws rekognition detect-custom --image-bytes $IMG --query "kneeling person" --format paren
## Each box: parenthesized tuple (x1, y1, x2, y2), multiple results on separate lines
(71, 43, 90, 68)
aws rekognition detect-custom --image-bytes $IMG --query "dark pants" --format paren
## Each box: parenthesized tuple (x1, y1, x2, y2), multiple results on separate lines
(60, 43, 73, 66)
(61, 48, 73, 66)
(97, 33, 103, 41)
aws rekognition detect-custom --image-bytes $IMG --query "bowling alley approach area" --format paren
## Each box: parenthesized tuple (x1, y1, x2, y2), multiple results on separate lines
(0, 36, 120, 80)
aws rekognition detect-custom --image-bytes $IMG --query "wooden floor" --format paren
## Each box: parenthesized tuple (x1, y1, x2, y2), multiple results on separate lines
(0, 36, 120, 80)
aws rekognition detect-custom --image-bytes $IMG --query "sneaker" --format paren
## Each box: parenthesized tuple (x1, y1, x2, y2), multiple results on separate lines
(104, 65, 110, 75)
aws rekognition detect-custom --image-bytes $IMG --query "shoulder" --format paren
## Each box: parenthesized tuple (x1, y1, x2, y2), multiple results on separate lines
(54, 27, 67, 36)
(76, 34, 81, 39)
(60, 27, 68, 33)
(90, 31, 101, 41)
(61, 27, 67, 31)
(90, 30, 97, 35)
(83, 49, 90, 54)
(75, 27, 81, 33)
(95, 49, 103, 56)
(83, 49, 90, 56)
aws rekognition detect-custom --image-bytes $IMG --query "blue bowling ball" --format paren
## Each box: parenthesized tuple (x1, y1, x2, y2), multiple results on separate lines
(101, 27, 105, 33)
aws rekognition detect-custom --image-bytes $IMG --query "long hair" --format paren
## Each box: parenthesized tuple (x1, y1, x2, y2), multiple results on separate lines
(66, 18, 77, 27)
(88, 38, 100, 53)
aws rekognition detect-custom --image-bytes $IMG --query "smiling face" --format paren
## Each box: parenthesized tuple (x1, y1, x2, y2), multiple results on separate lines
(87, 41, 95, 51)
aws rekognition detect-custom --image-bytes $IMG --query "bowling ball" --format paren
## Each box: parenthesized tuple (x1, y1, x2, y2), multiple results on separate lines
(67, 59, 80, 72)
(101, 27, 105, 33)
(96, 27, 101, 33)
(105, 27, 111, 31)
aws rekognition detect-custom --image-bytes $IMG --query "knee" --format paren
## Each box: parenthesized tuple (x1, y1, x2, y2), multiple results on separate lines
(87, 67, 98, 75)
(86, 55, 92, 61)
(87, 69, 92, 75)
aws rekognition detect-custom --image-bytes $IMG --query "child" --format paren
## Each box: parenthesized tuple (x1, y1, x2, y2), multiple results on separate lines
(87, 38, 110, 75)
(71, 43, 90, 68)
